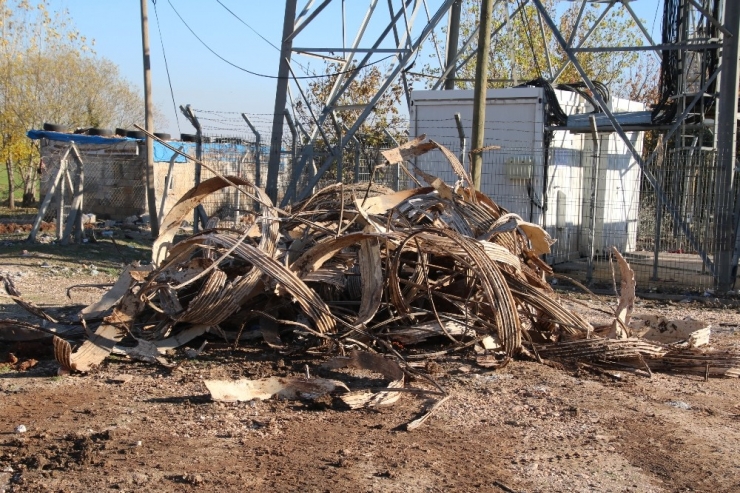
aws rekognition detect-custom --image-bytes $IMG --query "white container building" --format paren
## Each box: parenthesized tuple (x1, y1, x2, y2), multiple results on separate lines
(409, 87, 644, 264)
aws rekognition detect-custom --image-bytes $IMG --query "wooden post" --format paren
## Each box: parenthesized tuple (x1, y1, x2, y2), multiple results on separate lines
(27, 147, 71, 243)
(62, 145, 85, 245)
(470, 0, 495, 190)
(140, 0, 160, 237)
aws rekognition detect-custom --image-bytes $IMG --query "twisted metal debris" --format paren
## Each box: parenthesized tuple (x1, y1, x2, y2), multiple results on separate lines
(2, 138, 739, 423)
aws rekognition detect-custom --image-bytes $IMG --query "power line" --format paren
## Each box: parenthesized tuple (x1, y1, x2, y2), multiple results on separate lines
(153, 0, 181, 134)
(167, 0, 395, 80)
(214, 0, 280, 52)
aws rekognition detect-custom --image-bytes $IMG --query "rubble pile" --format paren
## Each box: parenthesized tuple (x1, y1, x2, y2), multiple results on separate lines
(3, 137, 739, 427)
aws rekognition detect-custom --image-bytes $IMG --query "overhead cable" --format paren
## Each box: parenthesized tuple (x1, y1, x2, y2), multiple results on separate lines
(168, 0, 394, 80)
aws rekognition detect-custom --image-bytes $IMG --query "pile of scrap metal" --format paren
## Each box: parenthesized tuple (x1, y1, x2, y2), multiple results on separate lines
(2, 137, 739, 424)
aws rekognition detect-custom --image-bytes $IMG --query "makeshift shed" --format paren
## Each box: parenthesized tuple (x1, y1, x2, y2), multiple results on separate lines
(409, 88, 644, 264)
(28, 130, 264, 223)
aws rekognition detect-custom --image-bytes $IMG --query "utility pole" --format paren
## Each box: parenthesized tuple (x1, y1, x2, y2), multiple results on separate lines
(443, 0, 462, 90)
(715, 0, 740, 292)
(470, 0, 494, 190)
(266, 0, 297, 204)
(140, 0, 159, 237)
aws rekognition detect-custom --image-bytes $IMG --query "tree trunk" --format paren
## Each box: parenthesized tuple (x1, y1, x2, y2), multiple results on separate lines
(22, 155, 38, 206)
(6, 157, 15, 210)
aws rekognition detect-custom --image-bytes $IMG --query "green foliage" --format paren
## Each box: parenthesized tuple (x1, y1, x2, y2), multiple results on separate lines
(295, 62, 407, 147)
(0, 0, 160, 207)
(293, 62, 408, 182)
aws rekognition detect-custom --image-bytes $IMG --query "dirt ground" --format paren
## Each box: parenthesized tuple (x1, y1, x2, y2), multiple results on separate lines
(2, 239, 740, 493)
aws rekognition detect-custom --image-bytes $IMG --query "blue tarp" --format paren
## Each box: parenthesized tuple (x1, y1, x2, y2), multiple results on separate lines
(27, 129, 134, 145)
(153, 142, 192, 163)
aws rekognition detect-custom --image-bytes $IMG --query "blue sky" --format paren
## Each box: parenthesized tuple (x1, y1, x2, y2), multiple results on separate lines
(50, 1, 663, 136)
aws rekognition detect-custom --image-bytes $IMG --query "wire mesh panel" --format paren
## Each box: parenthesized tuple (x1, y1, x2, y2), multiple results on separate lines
(39, 139, 146, 221)
(196, 136, 261, 227)
(628, 147, 740, 292)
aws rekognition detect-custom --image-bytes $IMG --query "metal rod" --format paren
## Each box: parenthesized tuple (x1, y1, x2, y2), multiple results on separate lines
(284, 109, 299, 193)
(291, 0, 457, 204)
(291, 47, 410, 53)
(56, 156, 65, 240)
(444, 0, 462, 89)
(586, 115, 599, 284)
(621, 0, 662, 61)
(342, 123, 362, 184)
(571, 43, 721, 52)
(158, 146, 182, 224)
(282, 0, 384, 203)
(431, 0, 523, 90)
(288, 0, 332, 42)
(28, 147, 70, 243)
(423, 0, 446, 71)
(454, 113, 466, 169)
(387, 0, 412, 109)
(62, 145, 86, 244)
(180, 104, 207, 232)
(266, 0, 297, 204)
(687, 0, 732, 37)
(549, 2, 615, 83)
(535, 5, 553, 78)
(566, 0, 588, 49)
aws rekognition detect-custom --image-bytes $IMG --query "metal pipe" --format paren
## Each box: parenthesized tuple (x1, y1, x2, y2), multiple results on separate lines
(180, 104, 206, 232)
(587, 115, 600, 284)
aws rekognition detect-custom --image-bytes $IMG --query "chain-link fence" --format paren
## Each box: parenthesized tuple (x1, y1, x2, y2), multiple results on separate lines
(39, 139, 147, 222)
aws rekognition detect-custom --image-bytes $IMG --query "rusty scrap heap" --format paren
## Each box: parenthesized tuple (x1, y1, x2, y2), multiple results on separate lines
(30, 136, 734, 382)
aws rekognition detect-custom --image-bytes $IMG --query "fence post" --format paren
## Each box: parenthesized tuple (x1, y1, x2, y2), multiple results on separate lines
(241, 114, 261, 189)
(586, 115, 600, 284)
(283, 110, 298, 196)
(454, 113, 467, 171)
(180, 104, 207, 232)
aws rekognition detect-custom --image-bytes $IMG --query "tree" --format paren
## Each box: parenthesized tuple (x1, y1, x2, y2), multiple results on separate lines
(293, 62, 407, 183)
(0, 0, 160, 208)
(423, 0, 657, 104)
